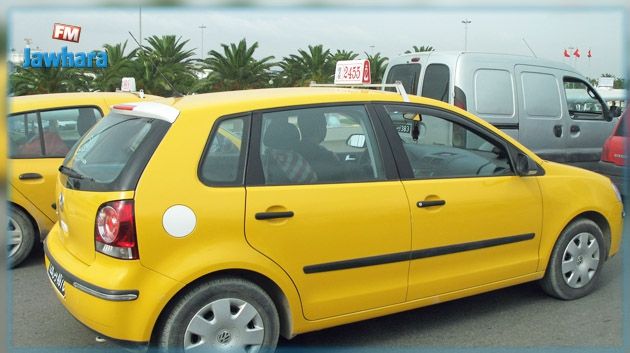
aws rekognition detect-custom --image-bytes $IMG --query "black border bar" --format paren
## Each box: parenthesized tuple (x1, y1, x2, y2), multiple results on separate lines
(304, 233, 535, 274)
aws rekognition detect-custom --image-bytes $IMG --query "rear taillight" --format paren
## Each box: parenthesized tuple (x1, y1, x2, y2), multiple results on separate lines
(454, 86, 467, 110)
(95, 200, 138, 260)
(601, 137, 613, 163)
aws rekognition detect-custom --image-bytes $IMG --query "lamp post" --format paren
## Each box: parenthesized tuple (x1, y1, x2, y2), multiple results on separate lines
(199, 25, 207, 60)
(461, 19, 471, 51)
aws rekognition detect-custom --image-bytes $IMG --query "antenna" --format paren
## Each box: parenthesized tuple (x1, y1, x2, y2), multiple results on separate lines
(522, 38, 537, 58)
(128, 31, 183, 97)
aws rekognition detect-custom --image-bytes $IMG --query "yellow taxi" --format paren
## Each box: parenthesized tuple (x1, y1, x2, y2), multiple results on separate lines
(7, 92, 158, 267)
(44, 87, 623, 352)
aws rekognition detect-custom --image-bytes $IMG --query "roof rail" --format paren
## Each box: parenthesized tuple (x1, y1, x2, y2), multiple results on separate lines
(309, 81, 409, 102)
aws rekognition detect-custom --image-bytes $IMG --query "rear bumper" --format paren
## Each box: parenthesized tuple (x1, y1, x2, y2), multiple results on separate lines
(598, 161, 627, 195)
(44, 224, 180, 342)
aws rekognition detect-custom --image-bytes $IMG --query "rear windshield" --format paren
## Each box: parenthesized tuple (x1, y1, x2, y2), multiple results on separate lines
(421, 64, 450, 102)
(62, 113, 170, 191)
(385, 64, 421, 94)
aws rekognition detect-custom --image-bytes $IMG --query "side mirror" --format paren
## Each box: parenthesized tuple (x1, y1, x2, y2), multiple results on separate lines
(346, 134, 366, 148)
(602, 104, 613, 121)
(516, 153, 538, 176)
(611, 106, 622, 118)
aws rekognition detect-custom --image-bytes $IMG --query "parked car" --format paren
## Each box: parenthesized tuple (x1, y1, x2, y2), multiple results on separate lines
(7, 92, 158, 268)
(44, 87, 622, 352)
(383, 51, 618, 171)
(599, 109, 627, 196)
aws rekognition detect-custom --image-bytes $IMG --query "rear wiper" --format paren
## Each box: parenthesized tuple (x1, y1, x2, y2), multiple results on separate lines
(58, 165, 94, 181)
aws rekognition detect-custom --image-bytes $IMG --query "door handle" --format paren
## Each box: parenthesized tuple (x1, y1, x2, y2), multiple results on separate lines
(553, 125, 563, 138)
(255, 211, 294, 220)
(417, 200, 446, 208)
(570, 125, 580, 134)
(19, 173, 43, 180)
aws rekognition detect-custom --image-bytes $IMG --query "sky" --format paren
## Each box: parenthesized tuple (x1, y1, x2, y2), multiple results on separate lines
(8, 6, 628, 79)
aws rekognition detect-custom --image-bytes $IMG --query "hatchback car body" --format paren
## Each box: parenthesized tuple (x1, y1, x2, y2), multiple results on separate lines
(44, 88, 623, 352)
(7, 92, 157, 267)
(599, 109, 627, 195)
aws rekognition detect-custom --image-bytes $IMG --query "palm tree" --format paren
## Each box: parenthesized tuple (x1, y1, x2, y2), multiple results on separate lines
(91, 41, 139, 92)
(405, 45, 435, 54)
(331, 49, 359, 62)
(202, 38, 275, 92)
(279, 44, 334, 86)
(365, 52, 388, 84)
(10, 66, 86, 96)
(137, 35, 198, 96)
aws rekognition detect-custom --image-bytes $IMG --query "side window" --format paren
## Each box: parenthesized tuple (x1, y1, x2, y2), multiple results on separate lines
(564, 78, 605, 119)
(421, 64, 450, 102)
(383, 105, 513, 179)
(474, 69, 515, 116)
(260, 105, 385, 185)
(40, 107, 102, 157)
(521, 72, 562, 117)
(199, 116, 248, 186)
(385, 64, 421, 94)
(8, 112, 41, 158)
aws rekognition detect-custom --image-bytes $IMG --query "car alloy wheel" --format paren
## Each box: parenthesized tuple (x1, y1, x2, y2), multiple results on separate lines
(7, 215, 24, 258)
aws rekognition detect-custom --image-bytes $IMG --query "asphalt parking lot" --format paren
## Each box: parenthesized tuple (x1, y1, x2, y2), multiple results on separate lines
(9, 244, 623, 351)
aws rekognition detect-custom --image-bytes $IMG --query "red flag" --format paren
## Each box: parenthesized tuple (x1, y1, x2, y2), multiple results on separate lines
(573, 48, 581, 58)
(587, 49, 592, 58)
(563, 49, 570, 57)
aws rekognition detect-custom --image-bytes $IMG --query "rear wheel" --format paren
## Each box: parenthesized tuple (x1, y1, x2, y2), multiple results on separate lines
(156, 277, 280, 353)
(540, 219, 605, 300)
(7, 206, 36, 269)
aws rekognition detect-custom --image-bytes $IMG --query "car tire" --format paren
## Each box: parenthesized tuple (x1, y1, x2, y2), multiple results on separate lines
(540, 219, 606, 300)
(155, 277, 280, 353)
(7, 206, 36, 269)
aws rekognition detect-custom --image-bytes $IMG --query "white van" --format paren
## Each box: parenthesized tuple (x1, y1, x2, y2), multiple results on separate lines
(383, 51, 618, 170)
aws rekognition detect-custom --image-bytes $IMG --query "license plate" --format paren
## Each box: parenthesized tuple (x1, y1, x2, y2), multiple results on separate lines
(47, 262, 66, 297)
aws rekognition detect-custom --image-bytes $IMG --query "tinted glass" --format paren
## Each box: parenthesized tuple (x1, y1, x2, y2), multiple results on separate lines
(8, 112, 41, 158)
(385, 64, 421, 94)
(421, 64, 450, 102)
(199, 116, 248, 186)
(260, 105, 385, 185)
(383, 105, 513, 179)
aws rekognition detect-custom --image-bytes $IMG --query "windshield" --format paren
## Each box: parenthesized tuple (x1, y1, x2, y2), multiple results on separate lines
(63, 113, 170, 191)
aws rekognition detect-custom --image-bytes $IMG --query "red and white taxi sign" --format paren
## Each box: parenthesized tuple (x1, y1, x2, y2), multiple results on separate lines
(121, 77, 137, 92)
(334, 60, 371, 84)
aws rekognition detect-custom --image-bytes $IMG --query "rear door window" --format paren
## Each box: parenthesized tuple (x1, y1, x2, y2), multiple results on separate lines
(8, 107, 102, 158)
(421, 64, 450, 102)
(385, 64, 421, 95)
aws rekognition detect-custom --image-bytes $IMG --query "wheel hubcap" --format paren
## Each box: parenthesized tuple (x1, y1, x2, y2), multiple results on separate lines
(561, 232, 600, 289)
(184, 297, 264, 352)
(7, 216, 24, 258)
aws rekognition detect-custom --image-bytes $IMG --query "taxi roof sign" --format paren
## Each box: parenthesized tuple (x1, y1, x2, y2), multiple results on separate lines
(334, 60, 371, 85)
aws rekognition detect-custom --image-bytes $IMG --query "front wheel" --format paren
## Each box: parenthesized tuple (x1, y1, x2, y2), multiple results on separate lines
(155, 277, 280, 353)
(540, 219, 606, 300)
